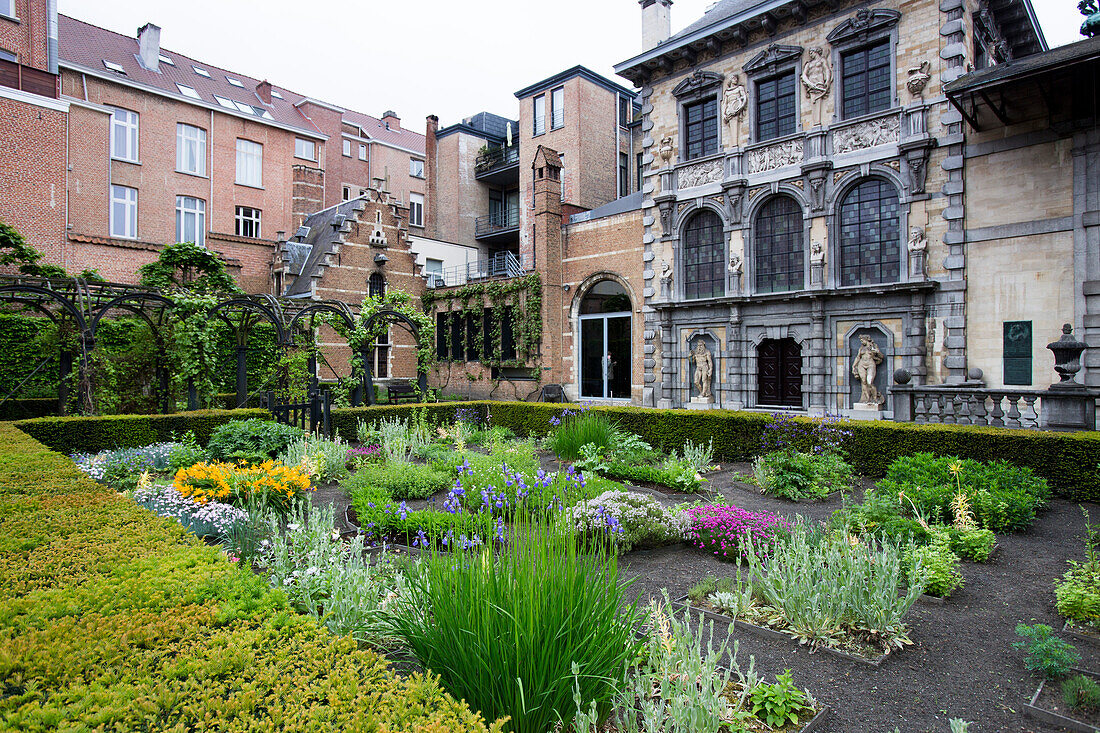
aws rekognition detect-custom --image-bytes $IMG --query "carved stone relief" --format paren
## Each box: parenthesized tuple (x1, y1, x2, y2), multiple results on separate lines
(677, 160, 723, 189)
(832, 115, 900, 154)
(746, 139, 804, 174)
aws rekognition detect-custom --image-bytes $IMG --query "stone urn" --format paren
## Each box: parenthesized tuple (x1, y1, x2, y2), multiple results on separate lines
(1047, 323, 1088, 388)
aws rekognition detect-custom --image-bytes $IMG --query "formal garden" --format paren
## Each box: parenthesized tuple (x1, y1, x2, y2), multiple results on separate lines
(2, 397, 1099, 733)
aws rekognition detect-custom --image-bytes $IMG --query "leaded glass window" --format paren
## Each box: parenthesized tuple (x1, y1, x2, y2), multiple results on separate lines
(756, 72, 796, 141)
(838, 179, 900, 286)
(754, 197, 803, 293)
(841, 41, 892, 118)
(682, 210, 724, 300)
(684, 98, 719, 160)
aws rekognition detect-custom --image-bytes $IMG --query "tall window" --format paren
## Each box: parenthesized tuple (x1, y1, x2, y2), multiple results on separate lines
(619, 152, 629, 197)
(410, 158, 424, 178)
(0, 1, 13, 18)
(683, 98, 718, 160)
(110, 108, 139, 162)
(533, 94, 546, 135)
(636, 152, 644, 193)
(619, 96, 632, 127)
(682, 209, 724, 300)
(342, 139, 351, 157)
(175, 196, 205, 246)
(235, 206, 261, 238)
(841, 41, 892, 118)
(373, 329, 390, 378)
(294, 138, 316, 161)
(358, 144, 367, 161)
(176, 123, 206, 176)
(756, 72, 796, 141)
(342, 186, 351, 201)
(754, 196, 804, 293)
(109, 185, 137, 239)
(550, 86, 565, 129)
(236, 139, 263, 187)
(409, 193, 424, 227)
(838, 179, 900, 286)
(369, 272, 386, 299)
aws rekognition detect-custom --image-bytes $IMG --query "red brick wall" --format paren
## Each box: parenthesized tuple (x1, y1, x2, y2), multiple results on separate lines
(0, 0, 49, 70)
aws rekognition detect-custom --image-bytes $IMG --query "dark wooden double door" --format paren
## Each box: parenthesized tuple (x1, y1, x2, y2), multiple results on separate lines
(758, 338, 802, 408)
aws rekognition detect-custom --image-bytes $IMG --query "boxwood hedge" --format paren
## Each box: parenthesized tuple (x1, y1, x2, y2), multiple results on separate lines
(0, 422, 499, 732)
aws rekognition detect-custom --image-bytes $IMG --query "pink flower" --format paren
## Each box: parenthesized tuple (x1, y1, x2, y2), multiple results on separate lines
(684, 504, 791, 560)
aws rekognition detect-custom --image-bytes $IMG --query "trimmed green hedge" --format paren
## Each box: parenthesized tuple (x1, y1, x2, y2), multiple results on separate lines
(479, 402, 1100, 501)
(13, 408, 272, 454)
(0, 397, 58, 421)
(0, 423, 496, 731)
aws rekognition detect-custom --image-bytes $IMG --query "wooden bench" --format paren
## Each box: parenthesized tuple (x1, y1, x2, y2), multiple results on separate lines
(386, 382, 419, 403)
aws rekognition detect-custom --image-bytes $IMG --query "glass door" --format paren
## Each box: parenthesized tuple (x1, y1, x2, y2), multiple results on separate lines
(580, 313, 631, 399)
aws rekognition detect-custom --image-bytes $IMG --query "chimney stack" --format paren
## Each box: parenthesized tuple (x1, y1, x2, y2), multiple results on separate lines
(137, 23, 161, 72)
(381, 110, 400, 131)
(425, 115, 438, 237)
(256, 80, 272, 104)
(640, 0, 672, 51)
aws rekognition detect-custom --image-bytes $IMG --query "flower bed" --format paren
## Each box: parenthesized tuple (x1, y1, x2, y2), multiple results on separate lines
(684, 504, 792, 560)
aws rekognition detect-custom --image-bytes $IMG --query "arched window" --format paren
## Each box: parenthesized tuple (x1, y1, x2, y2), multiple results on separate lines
(578, 280, 631, 399)
(838, 179, 900, 286)
(368, 272, 386, 299)
(754, 196, 803, 293)
(682, 210, 724, 300)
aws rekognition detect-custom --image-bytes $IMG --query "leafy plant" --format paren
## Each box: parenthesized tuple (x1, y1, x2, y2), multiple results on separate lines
(168, 431, 208, 472)
(550, 410, 615, 460)
(905, 540, 964, 598)
(679, 438, 715, 474)
(753, 449, 853, 501)
(278, 433, 351, 482)
(749, 670, 813, 728)
(1056, 507, 1100, 628)
(206, 419, 306, 461)
(949, 720, 972, 733)
(563, 489, 687, 552)
(949, 526, 996, 562)
(706, 567, 755, 618)
(574, 442, 611, 475)
(1062, 673, 1100, 711)
(1013, 623, 1081, 680)
(388, 511, 639, 733)
(684, 503, 791, 560)
(346, 462, 451, 501)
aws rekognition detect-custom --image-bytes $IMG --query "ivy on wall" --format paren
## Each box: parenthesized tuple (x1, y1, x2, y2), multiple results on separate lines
(421, 272, 542, 382)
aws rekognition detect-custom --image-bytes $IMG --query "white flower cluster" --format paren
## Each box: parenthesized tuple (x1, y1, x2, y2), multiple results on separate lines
(567, 490, 688, 551)
(133, 482, 248, 538)
(72, 442, 182, 481)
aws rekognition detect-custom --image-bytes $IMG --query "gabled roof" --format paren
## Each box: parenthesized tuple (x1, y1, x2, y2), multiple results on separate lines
(284, 198, 365, 296)
(515, 65, 638, 100)
(340, 109, 425, 156)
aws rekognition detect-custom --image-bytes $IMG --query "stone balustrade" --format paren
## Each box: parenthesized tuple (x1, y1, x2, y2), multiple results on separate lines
(891, 384, 1044, 429)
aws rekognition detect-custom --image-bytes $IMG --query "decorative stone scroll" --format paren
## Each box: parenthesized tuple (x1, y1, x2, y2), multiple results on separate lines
(677, 160, 723, 189)
(832, 114, 900, 155)
(746, 139, 804, 174)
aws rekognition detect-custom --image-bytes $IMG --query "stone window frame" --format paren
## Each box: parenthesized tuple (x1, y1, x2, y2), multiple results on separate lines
(742, 44, 804, 146)
(569, 272, 637, 404)
(826, 9, 902, 125)
(674, 201, 728, 302)
(742, 185, 811, 297)
(672, 70, 725, 163)
(828, 170, 911, 289)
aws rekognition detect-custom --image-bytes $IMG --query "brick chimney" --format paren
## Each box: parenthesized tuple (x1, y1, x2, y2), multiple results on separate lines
(137, 23, 161, 72)
(381, 110, 400, 131)
(425, 114, 438, 236)
(256, 80, 272, 104)
(640, 0, 672, 51)
(531, 146, 564, 380)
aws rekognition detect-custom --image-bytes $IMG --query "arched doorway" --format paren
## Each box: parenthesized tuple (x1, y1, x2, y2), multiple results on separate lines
(758, 338, 802, 408)
(578, 280, 631, 399)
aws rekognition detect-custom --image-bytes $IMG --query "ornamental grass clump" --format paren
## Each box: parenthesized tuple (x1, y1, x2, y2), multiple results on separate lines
(744, 522, 924, 654)
(388, 510, 639, 733)
(549, 409, 615, 460)
(684, 504, 792, 560)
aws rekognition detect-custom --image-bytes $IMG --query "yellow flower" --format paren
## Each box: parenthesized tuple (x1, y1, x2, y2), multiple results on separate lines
(949, 460, 964, 476)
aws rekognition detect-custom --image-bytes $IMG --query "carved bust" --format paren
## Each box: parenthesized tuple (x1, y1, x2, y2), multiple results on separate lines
(907, 227, 927, 252)
(810, 240, 826, 264)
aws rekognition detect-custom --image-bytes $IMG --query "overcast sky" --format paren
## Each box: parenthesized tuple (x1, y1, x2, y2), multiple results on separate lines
(58, 0, 1084, 135)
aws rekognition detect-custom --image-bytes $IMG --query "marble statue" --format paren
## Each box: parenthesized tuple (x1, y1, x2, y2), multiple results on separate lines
(810, 240, 826, 264)
(722, 74, 748, 146)
(907, 226, 928, 252)
(801, 47, 832, 126)
(692, 339, 714, 400)
(852, 335, 885, 406)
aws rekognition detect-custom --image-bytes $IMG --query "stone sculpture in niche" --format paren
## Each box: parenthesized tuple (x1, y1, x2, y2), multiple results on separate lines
(659, 259, 673, 298)
(852, 334, 885, 407)
(722, 74, 748, 145)
(691, 339, 714, 401)
(907, 227, 927, 252)
(801, 47, 832, 126)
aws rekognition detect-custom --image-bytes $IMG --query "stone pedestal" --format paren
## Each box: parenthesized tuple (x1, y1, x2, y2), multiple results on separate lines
(1040, 386, 1096, 431)
(687, 396, 715, 410)
(850, 402, 884, 421)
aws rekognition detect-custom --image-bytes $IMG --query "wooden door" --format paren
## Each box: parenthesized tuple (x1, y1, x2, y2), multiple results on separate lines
(758, 338, 802, 408)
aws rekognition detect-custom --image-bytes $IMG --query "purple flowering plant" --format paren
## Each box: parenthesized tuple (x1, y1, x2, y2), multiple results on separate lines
(684, 503, 792, 560)
(760, 411, 853, 456)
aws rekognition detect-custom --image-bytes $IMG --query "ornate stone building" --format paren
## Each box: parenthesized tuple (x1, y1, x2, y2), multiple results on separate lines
(615, 0, 1046, 414)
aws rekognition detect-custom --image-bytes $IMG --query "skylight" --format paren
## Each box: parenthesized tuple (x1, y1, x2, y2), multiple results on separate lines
(192, 66, 210, 77)
(260, 110, 274, 120)
(158, 54, 174, 66)
(271, 90, 283, 99)
(176, 83, 201, 100)
(233, 101, 255, 114)
(226, 77, 244, 87)
(213, 95, 237, 110)
(102, 59, 126, 74)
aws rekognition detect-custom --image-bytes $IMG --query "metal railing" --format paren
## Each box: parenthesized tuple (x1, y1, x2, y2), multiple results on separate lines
(891, 384, 1045, 429)
(426, 251, 528, 289)
(475, 145, 519, 175)
(475, 208, 521, 238)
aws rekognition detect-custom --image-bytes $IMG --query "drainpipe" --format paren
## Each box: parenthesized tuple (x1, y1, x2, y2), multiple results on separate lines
(47, 0, 58, 74)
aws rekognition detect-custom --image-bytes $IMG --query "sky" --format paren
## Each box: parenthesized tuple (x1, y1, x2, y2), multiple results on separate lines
(57, 0, 1085, 135)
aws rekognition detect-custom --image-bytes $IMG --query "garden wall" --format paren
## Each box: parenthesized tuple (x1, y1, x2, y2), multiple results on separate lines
(0, 423, 494, 731)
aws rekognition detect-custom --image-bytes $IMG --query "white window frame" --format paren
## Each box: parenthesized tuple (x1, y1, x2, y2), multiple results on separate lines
(533, 94, 546, 136)
(0, 0, 15, 19)
(109, 108, 139, 163)
(175, 196, 206, 247)
(176, 123, 207, 176)
(109, 185, 137, 239)
(342, 139, 352, 157)
(235, 139, 263, 188)
(176, 83, 201, 100)
(235, 206, 261, 239)
(410, 158, 424, 178)
(550, 86, 565, 130)
(294, 138, 316, 161)
(409, 192, 424, 227)
(358, 143, 367, 161)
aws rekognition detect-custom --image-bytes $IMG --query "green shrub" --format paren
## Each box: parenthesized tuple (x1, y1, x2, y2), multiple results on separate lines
(753, 449, 853, 501)
(948, 526, 996, 562)
(330, 402, 478, 442)
(905, 541, 964, 598)
(1056, 507, 1100, 628)
(0, 423, 496, 732)
(277, 434, 351, 482)
(167, 432, 208, 472)
(206, 418, 307, 461)
(389, 513, 639, 733)
(749, 670, 814, 729)
(1013, 623, 1081, 680)
(1062, 674, 1100, 711)
(346, 462, 451, 500)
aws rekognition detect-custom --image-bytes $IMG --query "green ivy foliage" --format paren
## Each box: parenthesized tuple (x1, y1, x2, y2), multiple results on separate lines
(0, 219, 68, 278)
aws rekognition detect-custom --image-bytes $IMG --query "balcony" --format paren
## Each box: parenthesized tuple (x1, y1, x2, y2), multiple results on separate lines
(0, 58, 58, 99)
(426, 251, 529, 289)
(474, 208, 520, 244)
(475, 144, 520, 185)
